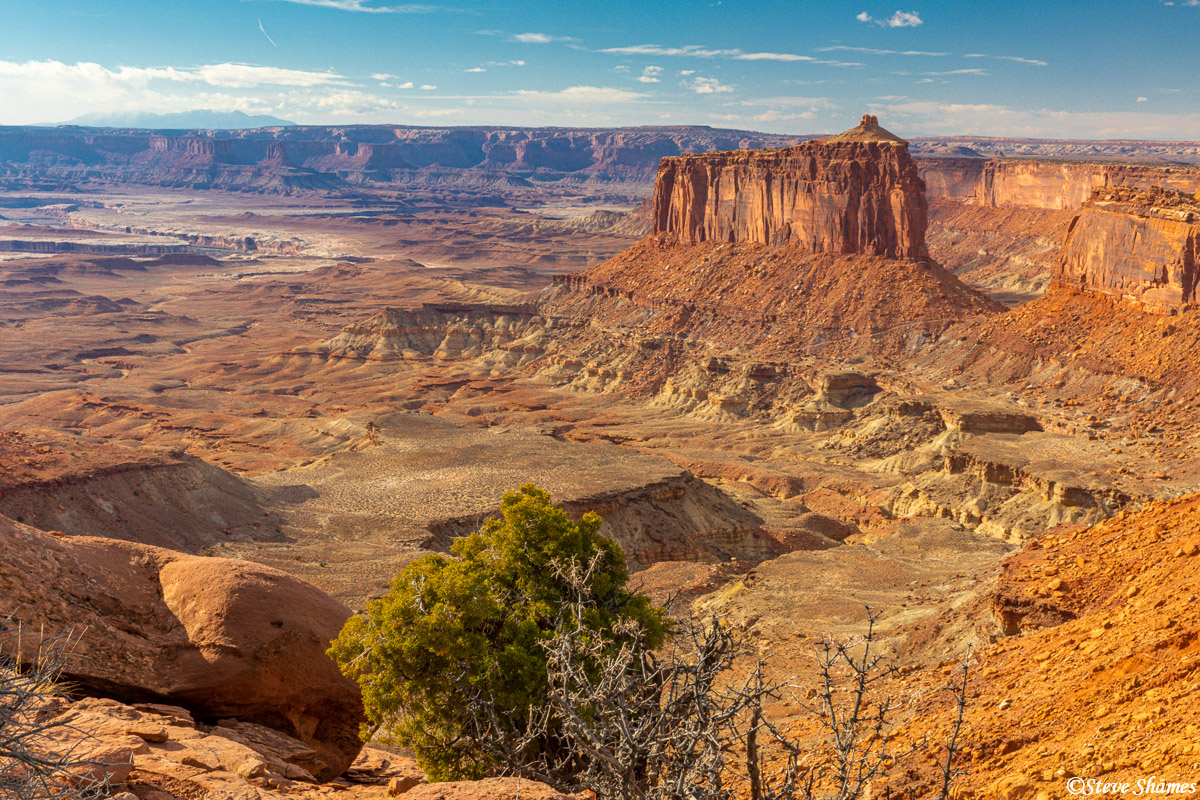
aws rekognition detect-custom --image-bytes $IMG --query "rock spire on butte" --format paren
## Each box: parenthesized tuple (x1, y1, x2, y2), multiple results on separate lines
(652, 114, 927, 259)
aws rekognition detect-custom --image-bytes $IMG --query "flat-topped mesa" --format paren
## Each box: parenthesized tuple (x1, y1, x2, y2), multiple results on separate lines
(1055, 186, 1200, 312)
(652, 114, 928, 259)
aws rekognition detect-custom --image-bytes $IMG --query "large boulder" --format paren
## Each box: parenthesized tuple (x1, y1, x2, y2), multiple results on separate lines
(0, 515, 364, 781)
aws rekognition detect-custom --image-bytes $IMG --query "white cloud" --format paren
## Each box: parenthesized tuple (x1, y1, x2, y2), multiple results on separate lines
(856, 10, 924, 27)
(258, 0, 445, 12)
(0, 59, 349, 93)
(510, 32, 574, 44)
(193, 63, 350, 88)
(736, 52, 814, 62)
(1138, 96, 1149, 102)
(0, 58, 423, 124)
(599, 44, 808, 62)
(464, 67, 486, 73)
(816, 45, 947, 56)
(419, 84, 437, 90)
(680, 69, 696, 75)
(284, 88, 400, 115)
(687, 76, 734, 94)
(740, 96, 834, 109)
(636, 65, 663, 83)
(511, 85, 647, 103)
(600, 43, 863, 67)
(921, 68, 986, 76)
(963, 53, 1048, 66)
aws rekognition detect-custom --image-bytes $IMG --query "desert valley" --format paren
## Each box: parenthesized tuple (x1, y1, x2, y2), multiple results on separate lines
(5, 21, 1200, 798)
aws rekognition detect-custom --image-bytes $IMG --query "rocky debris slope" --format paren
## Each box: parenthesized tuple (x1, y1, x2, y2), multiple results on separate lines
(0, 515, 364, 780)
(654, 115, 927, 259)
(923, 201, 1073, 305)
(31, 691, 588, 798)
(890, 492, 1200, 798)
(1055, 186, 1200, 312)
(549, 236, 999, 362)
(918, 281, 1200, 450)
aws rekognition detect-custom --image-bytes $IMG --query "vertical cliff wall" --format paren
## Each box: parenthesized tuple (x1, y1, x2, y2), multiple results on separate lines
(919, 158, 1200, 210)
(652, 115, 928, 259)
(1055, 187, 1200, 312)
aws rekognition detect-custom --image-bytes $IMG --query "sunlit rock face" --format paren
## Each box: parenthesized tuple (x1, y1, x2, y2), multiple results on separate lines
(1055, 186, 1200, 312)
(652, 115, 928, 260)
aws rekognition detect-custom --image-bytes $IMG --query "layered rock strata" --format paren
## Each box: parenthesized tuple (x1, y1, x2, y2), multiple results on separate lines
(653, 115, 928, 259)
(919, 158, 1200, 211)
(1054, 186, 1200, 312)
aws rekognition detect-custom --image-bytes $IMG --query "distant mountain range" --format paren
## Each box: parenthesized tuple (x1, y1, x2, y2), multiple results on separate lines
(55, 109, 296, 129)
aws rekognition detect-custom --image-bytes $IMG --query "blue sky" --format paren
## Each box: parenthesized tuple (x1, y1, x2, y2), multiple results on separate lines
(1, 0, 1198, 138)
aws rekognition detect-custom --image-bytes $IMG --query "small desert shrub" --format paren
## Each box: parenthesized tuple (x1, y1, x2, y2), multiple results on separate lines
(0, 620, 110, 800)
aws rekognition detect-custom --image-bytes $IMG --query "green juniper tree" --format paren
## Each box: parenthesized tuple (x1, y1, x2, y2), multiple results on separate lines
(329, 483, 667, 781)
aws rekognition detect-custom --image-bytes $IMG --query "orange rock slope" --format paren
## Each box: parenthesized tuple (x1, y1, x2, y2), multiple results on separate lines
(652, 115, 928, 259)
(891, 493, 1200, 798)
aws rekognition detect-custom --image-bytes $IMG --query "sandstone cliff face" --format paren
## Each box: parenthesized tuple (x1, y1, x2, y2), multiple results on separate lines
(653, 116, 928, 259)
(919, 157, 1200, 210)
(1055, 186, 1200, 312)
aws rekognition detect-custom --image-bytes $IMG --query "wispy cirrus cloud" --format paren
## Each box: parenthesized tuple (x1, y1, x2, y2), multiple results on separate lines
(0, 59, 350, 90)
(511, 85, 647, 103)
(255, 0, 447, 12)
(963, 53, 1048, 66)
(193, 63, 352, 88)
(598, 43, 858, 65)
(856, 10, 923, 27)
(921, 68, 987, 76)
(816, 45, 947, 57)
(509, 32, 576, 44)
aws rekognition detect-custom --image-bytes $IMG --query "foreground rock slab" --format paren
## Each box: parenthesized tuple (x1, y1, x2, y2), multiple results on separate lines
(0, 515, 364, 780)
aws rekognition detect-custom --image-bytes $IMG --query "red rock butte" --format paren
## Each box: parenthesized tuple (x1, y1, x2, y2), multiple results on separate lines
(652, 114, 928, 259)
